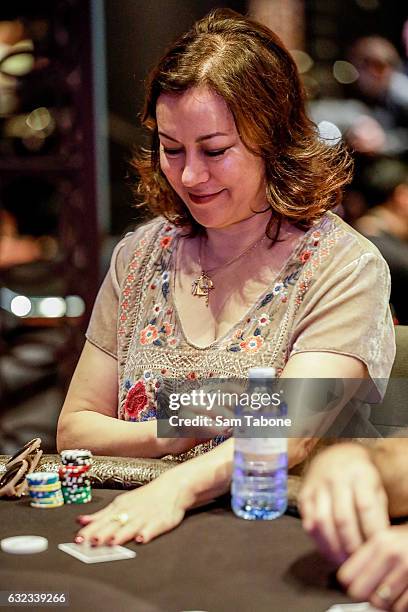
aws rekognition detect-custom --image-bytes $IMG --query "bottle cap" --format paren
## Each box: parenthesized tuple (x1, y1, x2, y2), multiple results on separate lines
(248, 367, 276, 379)
(1, 535, 48, 554)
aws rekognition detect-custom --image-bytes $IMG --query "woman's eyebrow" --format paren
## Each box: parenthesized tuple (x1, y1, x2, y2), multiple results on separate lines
(158, 131, 230, 143)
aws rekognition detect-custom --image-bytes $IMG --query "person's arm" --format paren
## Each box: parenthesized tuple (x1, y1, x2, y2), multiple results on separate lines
(282, 350, 368, 467)
(57, 341, 201, 458)
(372, 437, 408, 517)
(75, 350, 368, 546)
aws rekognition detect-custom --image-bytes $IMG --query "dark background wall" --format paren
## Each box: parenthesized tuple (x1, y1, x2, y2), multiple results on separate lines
(104, 0, 247, 234)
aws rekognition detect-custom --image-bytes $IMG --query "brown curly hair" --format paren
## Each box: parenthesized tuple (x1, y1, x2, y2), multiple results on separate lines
(133, 8, 353, 239)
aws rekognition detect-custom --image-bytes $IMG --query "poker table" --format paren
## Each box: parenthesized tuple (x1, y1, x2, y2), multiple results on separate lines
(0, 488, 352, 612)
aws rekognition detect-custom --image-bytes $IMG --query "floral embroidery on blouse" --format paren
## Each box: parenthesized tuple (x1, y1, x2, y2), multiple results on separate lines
(160, 235, 173, 249)
(239, 335, 264, 353)
(224, 228, 321, 354)
(123, 373, 163, 421)
(119, 216, 343, 426)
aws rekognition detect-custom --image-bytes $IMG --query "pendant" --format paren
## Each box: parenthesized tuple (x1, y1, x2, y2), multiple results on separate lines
(191, 271, 214, 306)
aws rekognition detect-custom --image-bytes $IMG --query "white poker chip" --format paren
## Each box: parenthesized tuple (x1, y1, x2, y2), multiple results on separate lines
(1, 536, 48, 554)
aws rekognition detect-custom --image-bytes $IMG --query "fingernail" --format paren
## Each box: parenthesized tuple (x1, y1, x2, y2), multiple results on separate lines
(74, 535, 84, 544)
(135, 535, 144, 544)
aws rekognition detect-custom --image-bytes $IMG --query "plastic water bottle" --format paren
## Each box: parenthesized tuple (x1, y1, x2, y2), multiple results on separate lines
(231, 367, 288, 520)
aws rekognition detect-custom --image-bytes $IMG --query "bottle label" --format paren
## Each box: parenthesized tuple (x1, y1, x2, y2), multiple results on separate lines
(234, 437, 287, 454)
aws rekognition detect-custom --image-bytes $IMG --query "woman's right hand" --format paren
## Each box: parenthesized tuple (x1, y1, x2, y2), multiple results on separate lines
(299, 442, 389, 566)
(76, 469, 192, 546)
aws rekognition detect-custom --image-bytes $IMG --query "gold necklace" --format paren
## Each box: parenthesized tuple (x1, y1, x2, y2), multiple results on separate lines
(191, 233, 267, 306)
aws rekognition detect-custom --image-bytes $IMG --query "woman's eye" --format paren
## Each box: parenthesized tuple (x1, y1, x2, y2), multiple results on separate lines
(205, 148, 228, 158)
(163, 147, 183, 156)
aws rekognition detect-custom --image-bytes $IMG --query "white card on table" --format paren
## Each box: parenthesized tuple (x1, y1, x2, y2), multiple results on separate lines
(326, 604, 381, 611)
(58, 542, 137, 563)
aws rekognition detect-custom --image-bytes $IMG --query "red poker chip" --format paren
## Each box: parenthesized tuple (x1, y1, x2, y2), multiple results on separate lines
(59, 465, 90, 477)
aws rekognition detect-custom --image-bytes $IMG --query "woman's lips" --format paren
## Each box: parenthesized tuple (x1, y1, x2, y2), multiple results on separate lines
(188, 189, 225, 204)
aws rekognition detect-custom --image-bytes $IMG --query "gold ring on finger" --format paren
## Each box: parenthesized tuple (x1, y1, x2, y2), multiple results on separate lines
(111, 512, 129, 526)
(375, 584, 392, 604)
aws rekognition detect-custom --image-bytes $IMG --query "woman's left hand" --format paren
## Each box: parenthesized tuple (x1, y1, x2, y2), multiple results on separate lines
(75, 474, 191, 546)
(338, 525, 408, 611)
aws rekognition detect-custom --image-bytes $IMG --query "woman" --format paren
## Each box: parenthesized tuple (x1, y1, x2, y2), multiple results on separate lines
(56, 9, 395, 545)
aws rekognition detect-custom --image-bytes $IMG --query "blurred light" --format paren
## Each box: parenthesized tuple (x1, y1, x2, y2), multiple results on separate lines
(317, 121, 342, 146)
(0, 52, 34, 76)
(38, 297, 66, 318)
(333, 61, 359, 84)
(10, 295, 31, 317)
(290, 50, 314, 74)
(11, 39, 34, 53)
(65, 295, 86, 317)
(26, 107, 52, 131)
(355, 0, 379, 9)
(1, 288, 85, 319)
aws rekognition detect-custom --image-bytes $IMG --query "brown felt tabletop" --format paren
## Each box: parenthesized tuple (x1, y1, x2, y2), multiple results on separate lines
(0, 490, 351, 612)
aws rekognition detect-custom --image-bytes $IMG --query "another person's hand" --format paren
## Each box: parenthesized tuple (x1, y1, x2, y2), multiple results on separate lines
(75, 471, 192, 546)
(338, 525, 408, 611)
(299, 442, 389, 566)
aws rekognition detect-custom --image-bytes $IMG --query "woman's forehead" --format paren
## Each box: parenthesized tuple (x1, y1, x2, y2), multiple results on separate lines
(156, 86, 235, 136)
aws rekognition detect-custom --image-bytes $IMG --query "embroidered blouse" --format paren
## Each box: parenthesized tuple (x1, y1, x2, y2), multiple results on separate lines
(86, 213, 396, 458)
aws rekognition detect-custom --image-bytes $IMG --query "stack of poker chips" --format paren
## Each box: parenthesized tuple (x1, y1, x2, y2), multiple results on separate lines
(59, 449, 93, 505)
(26, 472, 64, 508)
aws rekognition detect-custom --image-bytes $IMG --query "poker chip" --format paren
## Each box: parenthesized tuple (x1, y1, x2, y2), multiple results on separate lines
(26, 472, 59, 486)
(30, 500, 64, 509)
(63, 494, 92, 504)
(61, 485, 89, 494)
(62, 496, 91, 504)
(1, 536, 48, 554)
(59, 468, 91, 479)
(27, 476, 63, 508)
(28, 482, 62, 493)
(31, 495, 64, 505)
(60, 450, 92, 466)
(61, 479, 89, 487)
(28, 490, 64, 500)
(59, 449, 93, 505)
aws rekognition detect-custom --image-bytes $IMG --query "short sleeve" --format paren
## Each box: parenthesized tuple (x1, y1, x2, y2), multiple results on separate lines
(85, 232, 138, 358)
(289, 251, 396, 397)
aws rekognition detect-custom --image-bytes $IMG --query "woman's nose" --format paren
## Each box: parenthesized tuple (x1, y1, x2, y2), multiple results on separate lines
(181, 156, 210, 188)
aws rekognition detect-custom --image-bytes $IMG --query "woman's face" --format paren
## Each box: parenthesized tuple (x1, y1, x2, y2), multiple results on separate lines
(156, 86, 267, 230)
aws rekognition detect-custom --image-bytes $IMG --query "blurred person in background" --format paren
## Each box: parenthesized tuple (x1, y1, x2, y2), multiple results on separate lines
(310, 36, 408, 156)
(353, 158, 408, 324)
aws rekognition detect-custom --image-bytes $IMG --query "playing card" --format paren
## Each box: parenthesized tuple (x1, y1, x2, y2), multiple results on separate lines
(58, 542, 137, 563)
(326, 604, 381, 611)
